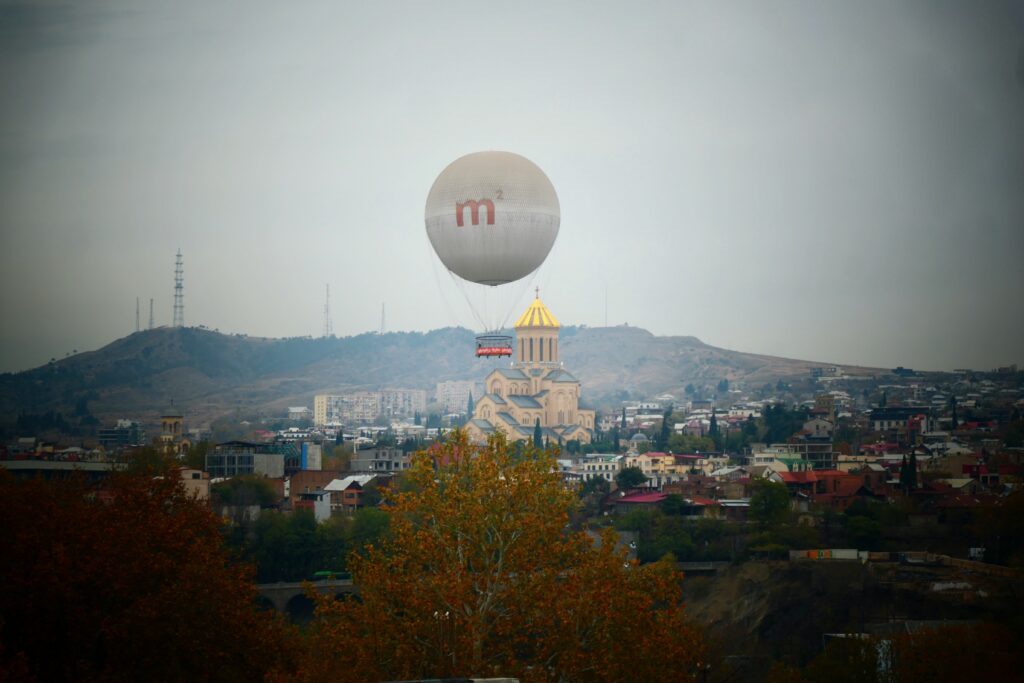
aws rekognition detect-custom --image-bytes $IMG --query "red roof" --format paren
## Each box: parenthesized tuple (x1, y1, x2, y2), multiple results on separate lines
(617, 492, 667, 505)
(822, 478, 868, 499)
(689, 496, 719, 506)
(778, 471, 818, 484)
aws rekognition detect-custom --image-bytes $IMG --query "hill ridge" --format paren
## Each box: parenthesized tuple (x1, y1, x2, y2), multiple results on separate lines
(0, 325, 881, 426)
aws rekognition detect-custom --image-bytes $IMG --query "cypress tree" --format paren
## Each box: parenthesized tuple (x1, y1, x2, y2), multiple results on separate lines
(467, 392, 475, 417)
(908, 452, 918, 490)
(533, 418, 542, 449)
(658, 406, 672, 451)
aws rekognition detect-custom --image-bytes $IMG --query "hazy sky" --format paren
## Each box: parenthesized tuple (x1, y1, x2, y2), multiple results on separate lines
(2, 0, 1022, 374)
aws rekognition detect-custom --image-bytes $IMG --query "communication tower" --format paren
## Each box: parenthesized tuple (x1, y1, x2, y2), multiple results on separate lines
(136, 297, 140, 333)
(172, 250, 184, 327)
(149, 299, 154, 329)
(380, 302, 386, 335)
(322, 284, 333, 338)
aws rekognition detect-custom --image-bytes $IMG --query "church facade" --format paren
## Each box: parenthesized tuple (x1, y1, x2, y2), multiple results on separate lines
(465, 295, 596, 445)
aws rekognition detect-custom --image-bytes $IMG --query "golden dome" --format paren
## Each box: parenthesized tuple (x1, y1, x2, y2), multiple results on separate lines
(514, 295, 560, 329)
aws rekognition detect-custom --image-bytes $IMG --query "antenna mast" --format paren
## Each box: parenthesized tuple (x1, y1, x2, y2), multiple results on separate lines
(172, 249, 184, 327)
(149, 298, 154, 329)
(135, 297, 140, 332)
(322, 284, 333, 338)
(379, 302, 385, 335)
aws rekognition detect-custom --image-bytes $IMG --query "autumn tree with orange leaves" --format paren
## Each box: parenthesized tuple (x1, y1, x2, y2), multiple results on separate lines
(0, 467, 296, 682)
(305, 432, 707, 682)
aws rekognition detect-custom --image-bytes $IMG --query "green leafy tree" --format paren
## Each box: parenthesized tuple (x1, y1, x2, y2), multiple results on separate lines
(184, 440, 211, 470)
(844, 515, 882, 550)
(616, 466, 648, 490)
(657, 405, 672, 451)
(749, 478, 790, 527)
(533, 418, 542, 449)
(580, 476, 611, 497)
(661, 493, 686, 516)
(211, 474, 278, 507)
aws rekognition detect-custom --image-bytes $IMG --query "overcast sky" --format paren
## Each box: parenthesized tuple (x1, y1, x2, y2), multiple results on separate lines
(1, 0, 1022, 374)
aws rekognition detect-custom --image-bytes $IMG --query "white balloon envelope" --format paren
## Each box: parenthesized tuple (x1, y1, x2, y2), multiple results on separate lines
(425, 151, 560, 286)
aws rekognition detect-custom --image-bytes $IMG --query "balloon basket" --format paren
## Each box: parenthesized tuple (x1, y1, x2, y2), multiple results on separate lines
(475, 334, 514, 358)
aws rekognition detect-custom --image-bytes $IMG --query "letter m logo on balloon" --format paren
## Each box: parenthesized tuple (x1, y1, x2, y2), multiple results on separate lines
(455, 199, 495, 227)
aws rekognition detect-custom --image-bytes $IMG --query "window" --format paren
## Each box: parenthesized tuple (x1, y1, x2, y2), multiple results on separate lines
(529, 338, 534, 361)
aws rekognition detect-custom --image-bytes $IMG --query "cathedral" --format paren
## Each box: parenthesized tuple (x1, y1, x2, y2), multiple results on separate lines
(465, 295, 596, 445)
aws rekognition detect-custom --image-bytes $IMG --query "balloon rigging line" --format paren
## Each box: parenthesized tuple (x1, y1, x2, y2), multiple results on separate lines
(427, 248, 465, 330)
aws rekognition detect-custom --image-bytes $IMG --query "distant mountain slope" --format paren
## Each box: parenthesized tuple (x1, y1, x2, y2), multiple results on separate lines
(559, 325, 877, 399)
(0, 325, 880, 427)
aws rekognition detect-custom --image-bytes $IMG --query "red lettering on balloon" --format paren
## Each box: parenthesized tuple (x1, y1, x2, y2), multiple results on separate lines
(455, 199, 495, 227)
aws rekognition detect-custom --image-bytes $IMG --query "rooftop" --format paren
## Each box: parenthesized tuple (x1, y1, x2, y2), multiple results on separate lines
(514, 295, 560, 329)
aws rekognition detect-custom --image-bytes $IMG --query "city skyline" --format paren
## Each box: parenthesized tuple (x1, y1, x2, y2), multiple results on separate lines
(2, 1, 1023, 374)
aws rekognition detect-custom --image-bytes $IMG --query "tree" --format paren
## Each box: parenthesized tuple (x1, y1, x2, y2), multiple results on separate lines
(612, 425, 620, 452)
(184, 440, 211, 470)
(907, 452, 918, 490)
(657, 405, 672, 451)
(0, 469, 295, 681)
(304, 432, 705, 682)
(950, 396, 959, 431)
(580, 476, 610, 497)
(533, 417, 542, 449)
(717, 378, 729, 394)
(324, 443, 353, 471)
(621, 406, 627, 429)
(211, 474, 278, 507)
(749, 479, 790, 527)
(616, 465, 648, 490)
(466, 392, 475, 416)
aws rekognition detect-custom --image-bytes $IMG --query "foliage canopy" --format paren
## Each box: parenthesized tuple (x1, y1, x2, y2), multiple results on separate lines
(305, 431, 705, 682)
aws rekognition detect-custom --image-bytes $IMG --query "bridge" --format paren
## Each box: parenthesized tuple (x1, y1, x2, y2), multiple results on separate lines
(256, 579, 358, 623)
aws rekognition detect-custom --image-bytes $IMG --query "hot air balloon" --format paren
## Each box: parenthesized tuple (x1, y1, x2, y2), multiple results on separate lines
(425, 151, 560, 357)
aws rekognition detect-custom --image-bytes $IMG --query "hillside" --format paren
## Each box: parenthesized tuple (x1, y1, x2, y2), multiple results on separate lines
(0, 325, 881, 427)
